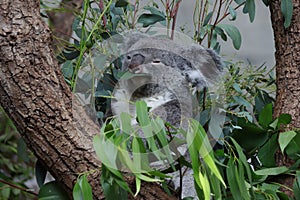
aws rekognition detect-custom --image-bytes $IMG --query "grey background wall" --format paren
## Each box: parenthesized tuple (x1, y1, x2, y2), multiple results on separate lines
(176, 0, 275, 67)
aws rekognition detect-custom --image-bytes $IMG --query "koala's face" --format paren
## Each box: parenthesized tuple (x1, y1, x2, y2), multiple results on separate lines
(122, 48, 192, 73)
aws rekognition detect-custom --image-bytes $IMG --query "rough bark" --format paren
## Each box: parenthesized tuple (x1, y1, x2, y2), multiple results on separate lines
(270, 0, 300, 197)
(0, 0, 176, 199)
(47, 0, 83, 53)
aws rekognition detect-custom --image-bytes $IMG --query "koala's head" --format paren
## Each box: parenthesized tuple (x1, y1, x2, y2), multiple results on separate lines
(121, 32, 224, 90)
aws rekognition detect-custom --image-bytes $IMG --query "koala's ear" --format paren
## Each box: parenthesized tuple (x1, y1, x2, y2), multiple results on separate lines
(122, 32, 148, 53)
(180, 44, 224, 84)
(205, 48, 224, 71)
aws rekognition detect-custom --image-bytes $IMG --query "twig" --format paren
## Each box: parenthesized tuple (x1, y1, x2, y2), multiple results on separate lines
(0, 179, 38, 197)
(99, 0, 108, 28)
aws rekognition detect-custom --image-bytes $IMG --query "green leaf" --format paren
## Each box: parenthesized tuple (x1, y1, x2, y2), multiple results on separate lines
(134, 177, 141, 196)
(285, 132, 300, 160)
(203, 11, 213, 26)
(294, 171, 300, 200)
(73, 175, 93, 200)
(232, 83, 242, 94)
(277, 114, 292, 127)
(233, 96, 252, 110)
(278, 131, 297, 152)
(39, 181, 69, 200)
(132, 137, 142, 172)
(93, 133, 118, 170)
(234, 0, 245, 4)
(17, 138, 29, 162)
(136, 101, 151, 126)
(115, 0, 128, 7)
(100, 166, 130, 200)
(135, 174, 162, 182)
(232, 122, 268, 154)
(243, 0, 256, 22)
(226, 158, 243, 200)
(281, 0, 293, 28)
(254, 89, 274, 114)
(198, 171, 211, 200)
(257, 133, 278, 167)
(137, 13, 165, 27)
(229, 6, 237, 21)
(187, 119, 225, 186)
(258, 103, 273, 128)
(214, 27, 227, 43)
(81, 175, 93, 200)
(120, 112, 133, 135)
(255, 166, 289, 176)
(144, 6, 165, 18)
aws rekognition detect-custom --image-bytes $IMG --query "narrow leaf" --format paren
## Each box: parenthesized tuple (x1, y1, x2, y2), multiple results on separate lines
(255, 166, 289, 175)
(203, 12, 213, 26)
(229, 6, 237, 21)
(137, 14, 166, 28)
(281, 0, 293, 28)
(243, 0, 256, 22)
(258, 103, 273, 128)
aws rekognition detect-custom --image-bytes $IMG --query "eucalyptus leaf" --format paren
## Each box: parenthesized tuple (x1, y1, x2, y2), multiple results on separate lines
(255, 166, 289, 176)
(281, 0, 293, 28)
(278, 131, 297, 153)
(214, 26, 227, 41)
(228, 6, 237, 21)
(226, 158, 243, 200)
(285, 132, 300, 160)
(217, 24, 241, 50)
(258, 103, 273, 128)
(17, 138, 29, 162)
(277, 113, 292, 127)
(144, 6, 165, 18)
(115, 0, 128, 7)
(39, 181, 69, 200)
(136, 101, 151, 126)
(257, 133, 278, 167)
(137, 14, 166, 28)
(243, 0, 256, 22)
(203, 11, 213, 26)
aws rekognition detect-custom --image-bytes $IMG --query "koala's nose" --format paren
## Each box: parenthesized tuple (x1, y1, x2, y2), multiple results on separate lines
(128, 54, 145, 69)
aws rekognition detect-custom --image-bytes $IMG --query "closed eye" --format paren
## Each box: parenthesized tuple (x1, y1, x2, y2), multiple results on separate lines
(152, 59, 161, 64)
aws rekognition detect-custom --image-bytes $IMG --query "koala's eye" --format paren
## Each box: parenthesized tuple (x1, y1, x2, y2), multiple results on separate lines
(127, 55, 132, 60)
(152, 59, 161, 64)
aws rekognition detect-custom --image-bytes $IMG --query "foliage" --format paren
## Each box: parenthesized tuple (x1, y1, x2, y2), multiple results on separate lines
(0, 108, 36, 199)
(1, 0, 297, 199)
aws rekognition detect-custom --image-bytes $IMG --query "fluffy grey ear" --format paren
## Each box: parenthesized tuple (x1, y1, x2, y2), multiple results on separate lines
(122, 32, 148, 53)
(180, 44, 224, 86)
(205, 48, 224, 71)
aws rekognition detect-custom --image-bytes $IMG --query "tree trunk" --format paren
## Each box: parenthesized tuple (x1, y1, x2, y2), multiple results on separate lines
(270, 0, 300, 197)
(0, 0, 176, 199)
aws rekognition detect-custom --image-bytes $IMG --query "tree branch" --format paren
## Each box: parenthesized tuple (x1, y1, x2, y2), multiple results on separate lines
(0, 0, 176, 199)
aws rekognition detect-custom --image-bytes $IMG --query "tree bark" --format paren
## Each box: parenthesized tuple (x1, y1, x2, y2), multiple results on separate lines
(0, 0, 176, 199)
(270, 0, 300, 197)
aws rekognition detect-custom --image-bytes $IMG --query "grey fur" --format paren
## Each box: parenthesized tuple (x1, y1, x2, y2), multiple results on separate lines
(111, 32, 224, 199)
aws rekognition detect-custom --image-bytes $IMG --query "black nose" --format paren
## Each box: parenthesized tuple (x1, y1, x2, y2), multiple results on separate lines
(128, 54, 145, 69)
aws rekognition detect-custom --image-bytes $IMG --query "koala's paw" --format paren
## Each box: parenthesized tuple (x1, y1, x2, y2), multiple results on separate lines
(185, 70, 207, 92)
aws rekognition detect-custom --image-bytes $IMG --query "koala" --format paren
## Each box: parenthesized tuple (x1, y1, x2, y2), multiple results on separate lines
(109, 32, 224, 199)
(111, 32, 223, 128)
